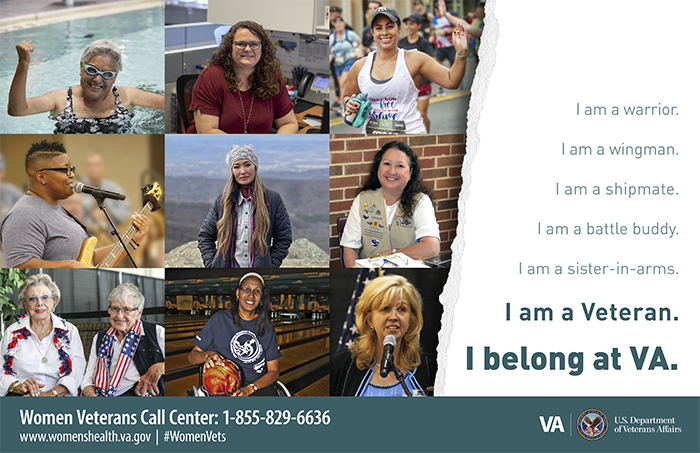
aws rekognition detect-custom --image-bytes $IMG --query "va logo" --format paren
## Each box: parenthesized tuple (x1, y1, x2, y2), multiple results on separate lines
(539, 416, 565, 433)
(577, 409, 608, 441)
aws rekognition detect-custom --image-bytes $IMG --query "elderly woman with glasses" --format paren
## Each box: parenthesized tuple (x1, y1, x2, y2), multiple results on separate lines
(186, 20, 298, 134)
(81, 283, 165, 397)
(0, 140, 148, 268)
(0, 273, 86, 396)
(340, 141, 440, 267)
(8, 39, 164, 134)
(188, 272, 281, 396)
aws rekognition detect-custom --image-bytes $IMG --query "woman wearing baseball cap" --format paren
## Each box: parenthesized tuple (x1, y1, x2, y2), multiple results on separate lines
(343, 6, 469, 134)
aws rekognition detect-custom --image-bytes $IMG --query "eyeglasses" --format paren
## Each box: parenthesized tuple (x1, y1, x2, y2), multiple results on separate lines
(240, 286, 262, 296)
(368, 252, 408, 268)
(109, 307, 139, 315)
(82, 63, 117, 80)
(233, 41, 262, 50)
(26, 294, 53, 305)
(38, 166, 76, 176)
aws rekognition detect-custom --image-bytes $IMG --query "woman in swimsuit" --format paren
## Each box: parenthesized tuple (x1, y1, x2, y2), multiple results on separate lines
(8, 39, 164, 134)
(343, 6, 469, 134)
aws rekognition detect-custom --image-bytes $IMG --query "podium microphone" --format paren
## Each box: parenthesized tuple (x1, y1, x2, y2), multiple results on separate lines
(74, 182, 126, 201)
(380, 335, 397, 378)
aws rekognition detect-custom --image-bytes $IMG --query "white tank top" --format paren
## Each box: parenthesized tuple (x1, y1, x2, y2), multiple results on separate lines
(357, 49, 427, 134)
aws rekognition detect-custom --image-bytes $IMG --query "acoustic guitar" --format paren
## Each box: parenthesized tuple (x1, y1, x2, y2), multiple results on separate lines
(77, 182, 162, 268)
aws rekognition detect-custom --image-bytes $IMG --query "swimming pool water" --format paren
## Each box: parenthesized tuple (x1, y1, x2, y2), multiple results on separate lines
(0, 7, 165, 134)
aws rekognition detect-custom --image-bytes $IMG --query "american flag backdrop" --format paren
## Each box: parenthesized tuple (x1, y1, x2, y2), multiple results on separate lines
(336, 269, 380, 352)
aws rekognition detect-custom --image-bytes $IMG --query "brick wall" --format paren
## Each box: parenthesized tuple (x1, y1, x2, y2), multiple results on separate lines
(329, 134, 466, 267)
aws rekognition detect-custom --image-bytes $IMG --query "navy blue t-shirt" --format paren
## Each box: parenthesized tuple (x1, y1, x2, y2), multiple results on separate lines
(194, 310, 281, 385)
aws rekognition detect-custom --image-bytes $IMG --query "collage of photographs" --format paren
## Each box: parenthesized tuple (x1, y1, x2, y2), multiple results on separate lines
(0, 0, 484, 399)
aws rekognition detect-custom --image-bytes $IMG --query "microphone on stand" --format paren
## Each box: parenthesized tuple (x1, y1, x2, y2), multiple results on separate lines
(74, 182, 126, 201)
(380, 335, 397, 378)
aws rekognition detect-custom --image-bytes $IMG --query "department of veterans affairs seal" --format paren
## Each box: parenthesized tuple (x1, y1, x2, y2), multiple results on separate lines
(577, 409, 608, 441)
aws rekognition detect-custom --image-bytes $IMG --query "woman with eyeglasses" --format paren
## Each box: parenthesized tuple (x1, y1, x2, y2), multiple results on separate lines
(81, 283, 165, 397)
(340, 141, 440, 267)
(0, 273, 86, 396)
(0, 140, 148, 268)
(188, 272, 281, 396)
(198, 144, 292, 268)
(186, 20, 298, 134)
(8, 39, 164, 134)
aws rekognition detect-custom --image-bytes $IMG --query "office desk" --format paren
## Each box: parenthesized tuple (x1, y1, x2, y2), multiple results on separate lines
(293, 99, 326, 134)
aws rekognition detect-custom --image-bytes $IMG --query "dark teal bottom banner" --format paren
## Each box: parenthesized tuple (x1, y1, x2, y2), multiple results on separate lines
(1, 397, 698, 452)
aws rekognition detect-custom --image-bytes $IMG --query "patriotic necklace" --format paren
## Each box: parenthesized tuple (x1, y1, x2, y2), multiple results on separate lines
(2, 315, 73, 377)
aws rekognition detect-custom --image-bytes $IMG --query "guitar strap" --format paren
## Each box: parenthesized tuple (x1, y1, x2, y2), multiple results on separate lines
(61, 207, 89, 235)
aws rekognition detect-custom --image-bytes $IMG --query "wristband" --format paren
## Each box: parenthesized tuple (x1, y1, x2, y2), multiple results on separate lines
(249, 384, 258, 392)
(456, 53, 468, 60)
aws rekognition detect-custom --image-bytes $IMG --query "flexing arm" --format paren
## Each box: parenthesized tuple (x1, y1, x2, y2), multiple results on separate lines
(8, 41, 60, 116)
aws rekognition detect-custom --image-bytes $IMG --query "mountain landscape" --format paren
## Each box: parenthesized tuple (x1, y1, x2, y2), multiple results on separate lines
(164, 176, 329, 254)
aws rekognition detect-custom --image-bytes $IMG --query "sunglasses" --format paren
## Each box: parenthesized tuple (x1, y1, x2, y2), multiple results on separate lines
(82, 63, 117, 80)
(38, 166, 76, 176)
(233, 41, 262, 50)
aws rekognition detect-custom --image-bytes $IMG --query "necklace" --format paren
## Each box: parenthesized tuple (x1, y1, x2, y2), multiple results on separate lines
(31, 330, 52, 364)
(238, 90, 254, 134)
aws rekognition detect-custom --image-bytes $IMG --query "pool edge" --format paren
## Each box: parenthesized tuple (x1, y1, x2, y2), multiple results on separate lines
(0, 0, 163, 33)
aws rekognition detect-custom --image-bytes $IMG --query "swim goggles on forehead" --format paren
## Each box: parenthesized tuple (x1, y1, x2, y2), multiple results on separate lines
(81, 63, 117, 80)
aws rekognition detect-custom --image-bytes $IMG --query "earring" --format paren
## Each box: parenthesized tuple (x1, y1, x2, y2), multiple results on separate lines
(42, 181, 46, 185)
(370, 326, 374, 331)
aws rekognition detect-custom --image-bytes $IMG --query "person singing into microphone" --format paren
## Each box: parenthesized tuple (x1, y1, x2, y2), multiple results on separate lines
(331, 275, 436, 396)
(0, 140, 148, 268)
